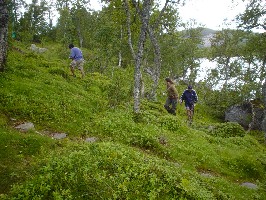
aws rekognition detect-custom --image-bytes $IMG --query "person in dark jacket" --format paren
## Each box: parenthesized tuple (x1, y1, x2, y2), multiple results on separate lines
(164, 78, 179, 116)
(180, 85, 198, 121)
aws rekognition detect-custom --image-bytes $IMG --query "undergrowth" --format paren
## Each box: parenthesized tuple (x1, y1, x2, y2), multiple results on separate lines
(0, 41, 265, 199)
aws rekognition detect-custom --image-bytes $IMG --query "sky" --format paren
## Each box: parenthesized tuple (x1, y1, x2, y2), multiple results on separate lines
(93, 0, 248, 31)
(178, 0, 246, 30)
(24, 0, 261, 32)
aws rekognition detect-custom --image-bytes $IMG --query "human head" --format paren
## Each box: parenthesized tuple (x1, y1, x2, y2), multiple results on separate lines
(68, 44, 74, 49)
(165, 77, 173, 84)
(188, 85, 192, 90)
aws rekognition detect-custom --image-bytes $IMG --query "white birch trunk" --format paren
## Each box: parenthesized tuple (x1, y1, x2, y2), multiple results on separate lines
(124, 0, 152, 113)
(262, 79, 266, 142)
(133, 0, 152, 113)
(118, 25, 123, 67)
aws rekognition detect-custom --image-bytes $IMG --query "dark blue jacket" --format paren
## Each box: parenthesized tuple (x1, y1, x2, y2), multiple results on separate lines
(180, 89, 198, 104)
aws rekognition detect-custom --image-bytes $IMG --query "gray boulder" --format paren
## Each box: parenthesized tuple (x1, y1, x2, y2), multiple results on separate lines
(30, 44, 47, 53)
(225, 100, 264, 131)
(225, 103, 252, 130)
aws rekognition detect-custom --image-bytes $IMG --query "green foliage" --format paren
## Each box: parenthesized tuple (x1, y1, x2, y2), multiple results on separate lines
(0, 124, 56, 194)
(106, 68, 133, 107)
(0, 42, 266, 199)
(207, 122, 246, 138)
(236, 0, 266, 30)
(2, 143, 253, 200)
(1, 51, 111, 134)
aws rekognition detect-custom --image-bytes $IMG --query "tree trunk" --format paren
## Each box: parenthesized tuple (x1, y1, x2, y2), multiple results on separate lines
(133, 0, 171, 101)
(262, 79, 266, 142)
(77, 24, 83, 48)
(118, 25, 123, 67)
(147, 26, 161, 100)
(133, 0, 151, 113)
(0, 0, 9, 72)
(123, 0, 136, 59)
(124, 0, 152, 113)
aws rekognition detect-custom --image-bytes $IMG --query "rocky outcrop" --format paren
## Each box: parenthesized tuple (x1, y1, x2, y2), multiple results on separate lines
(225, 100, 264, 131)
(225, 102, 252, 130)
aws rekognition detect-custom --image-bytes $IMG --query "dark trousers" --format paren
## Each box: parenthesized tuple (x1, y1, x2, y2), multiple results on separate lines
(164, 98, 177, 115)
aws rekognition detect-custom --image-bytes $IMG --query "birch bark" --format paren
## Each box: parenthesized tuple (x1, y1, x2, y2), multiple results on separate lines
(0, 0, 9, 72)
(124, 0, 152, 113)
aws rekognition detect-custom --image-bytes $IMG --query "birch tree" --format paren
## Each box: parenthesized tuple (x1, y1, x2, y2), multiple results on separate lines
(0, 0, 9, 72)
(123, 0, 152, 112)
(237, 0, 266, 31)
(131, 0, 181, 100)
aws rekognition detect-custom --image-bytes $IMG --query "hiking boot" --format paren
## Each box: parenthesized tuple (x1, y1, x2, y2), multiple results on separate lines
(169, 109, 176, 115)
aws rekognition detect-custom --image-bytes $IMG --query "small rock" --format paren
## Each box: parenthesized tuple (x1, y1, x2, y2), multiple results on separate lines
(15, 122, 35, 132)
(85, 137, 97, 143)
(53, 133, 67, 140)
(30, 44, 47, 53)
(200, 173, 213, 178)
(241, 182, 258, 189)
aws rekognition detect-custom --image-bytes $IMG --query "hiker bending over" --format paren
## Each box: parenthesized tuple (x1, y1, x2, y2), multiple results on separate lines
(69, 44, 85, 78)
(164, 78, 178, 116)
(180, 85, 198, 121)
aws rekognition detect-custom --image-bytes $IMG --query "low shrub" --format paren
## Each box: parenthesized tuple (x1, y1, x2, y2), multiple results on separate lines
(207, 122, 246, 138)
(4, 143, 223, 200)
(158, 115, 181, 132)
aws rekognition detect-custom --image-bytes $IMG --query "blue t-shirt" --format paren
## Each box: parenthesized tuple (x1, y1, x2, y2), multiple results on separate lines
(70, 47, 83, 60)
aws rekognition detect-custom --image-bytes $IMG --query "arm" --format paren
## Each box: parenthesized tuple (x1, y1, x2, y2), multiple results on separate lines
(193, 90, 198, 103)
(69, 48, 75, 60)
(180, 91, 185, 103)
(171, 85, 179, 99)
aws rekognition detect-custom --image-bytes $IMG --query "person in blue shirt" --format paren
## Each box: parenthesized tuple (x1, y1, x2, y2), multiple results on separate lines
(69, 44, 85, 78)
(180, 85, 198, 122)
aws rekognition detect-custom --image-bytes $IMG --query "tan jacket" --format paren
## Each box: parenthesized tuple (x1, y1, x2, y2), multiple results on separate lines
(167, 83, 178, 99)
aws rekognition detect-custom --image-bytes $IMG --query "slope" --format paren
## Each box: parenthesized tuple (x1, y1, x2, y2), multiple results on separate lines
(0, 41, 265, 199)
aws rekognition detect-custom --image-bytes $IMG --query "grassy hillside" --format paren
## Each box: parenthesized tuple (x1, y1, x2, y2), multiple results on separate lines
(0, 41, 265, 199)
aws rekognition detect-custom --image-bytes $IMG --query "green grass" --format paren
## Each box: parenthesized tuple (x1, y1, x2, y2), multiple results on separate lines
(0, 123, 57, 194)
(0, 41, 265, 199)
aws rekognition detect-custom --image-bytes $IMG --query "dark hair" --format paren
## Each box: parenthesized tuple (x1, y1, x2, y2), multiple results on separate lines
(188, 85, 192, 89)
(68, 44, 74, 49)
(165, 77, 173, 83)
